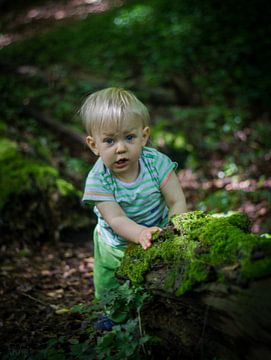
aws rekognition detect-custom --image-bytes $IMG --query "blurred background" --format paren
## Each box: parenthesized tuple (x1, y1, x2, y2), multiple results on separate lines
(1, 0, 271, 238)
(0, 0, 271, 354)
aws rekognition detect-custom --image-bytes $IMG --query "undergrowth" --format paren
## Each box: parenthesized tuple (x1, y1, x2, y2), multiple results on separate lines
(1, 282, 153, 360)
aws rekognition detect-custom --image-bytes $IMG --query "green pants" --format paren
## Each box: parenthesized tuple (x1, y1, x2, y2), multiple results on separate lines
(93, 227, 127, 322)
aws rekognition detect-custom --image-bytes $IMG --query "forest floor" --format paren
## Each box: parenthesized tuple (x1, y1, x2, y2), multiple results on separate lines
(0, 230, 95, 353)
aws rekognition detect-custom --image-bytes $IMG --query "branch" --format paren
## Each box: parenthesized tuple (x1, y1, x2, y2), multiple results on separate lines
(23, 104, 96, 162)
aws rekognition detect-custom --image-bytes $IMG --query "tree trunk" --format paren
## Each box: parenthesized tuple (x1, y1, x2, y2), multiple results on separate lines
(117, 212, 271, 360)
(142, 273, 271, 359)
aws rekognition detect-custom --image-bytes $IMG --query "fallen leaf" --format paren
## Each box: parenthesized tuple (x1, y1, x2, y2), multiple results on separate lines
(82, 271, 93, 278)
(46, 288, 64, 298)
(41, 270, 52, 276)
(55, 307, 70, 315)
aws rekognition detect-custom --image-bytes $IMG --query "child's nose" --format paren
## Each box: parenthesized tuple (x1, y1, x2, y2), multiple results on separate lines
(116, 141, 127, 153)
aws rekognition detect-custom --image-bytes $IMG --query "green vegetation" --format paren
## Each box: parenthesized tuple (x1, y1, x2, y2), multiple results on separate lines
(118, 211, 271, 295)
(3, 1, 270, 111)
(0, 137, 86, 243)
(0, 138, 69, 208)
(94, 282, 152, 360)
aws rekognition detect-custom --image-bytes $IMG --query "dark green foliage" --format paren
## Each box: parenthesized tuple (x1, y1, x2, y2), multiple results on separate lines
(2, 0, 271, 111)
(1, 0, 270, 177)
(0, 0, 270, 242)
(95, 283, 152, 360)
(72, 282, 152, 360)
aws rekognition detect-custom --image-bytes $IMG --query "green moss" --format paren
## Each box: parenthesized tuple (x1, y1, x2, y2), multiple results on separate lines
(0, 137, 87, 243)
(0, 138, 18, 160)
(117, 233, 196, 285)
(241, 236, 271, 280)
(176, 260, 209, 296)
(0, 121, 8, 135)
(226, 212, 251, 232)
(241, 257, 271, 280)
(56, 178, 79, 196)
(171, 210, 210, 236)
(0, 137, 77, 209)
(118, 211, 271, 296)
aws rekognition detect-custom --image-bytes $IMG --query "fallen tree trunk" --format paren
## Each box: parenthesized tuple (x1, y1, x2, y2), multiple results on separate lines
(117, 212, 271, 360)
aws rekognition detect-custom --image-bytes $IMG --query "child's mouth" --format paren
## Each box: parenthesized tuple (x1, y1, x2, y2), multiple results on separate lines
(115, 159, 128, 168)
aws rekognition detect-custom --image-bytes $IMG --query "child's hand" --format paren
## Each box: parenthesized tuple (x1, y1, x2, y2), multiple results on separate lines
(138, 227, 161, 250)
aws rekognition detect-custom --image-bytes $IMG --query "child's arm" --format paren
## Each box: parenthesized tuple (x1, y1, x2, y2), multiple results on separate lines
(96, 201, 161, 250)
(161, 171, 187, 217)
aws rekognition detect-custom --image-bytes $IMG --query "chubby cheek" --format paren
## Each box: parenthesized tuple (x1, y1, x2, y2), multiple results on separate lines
(129, 145, 141, 158)
(100, 150, 114, 164)
(100, 157, 112, 169)
(136, 145, 144, 156)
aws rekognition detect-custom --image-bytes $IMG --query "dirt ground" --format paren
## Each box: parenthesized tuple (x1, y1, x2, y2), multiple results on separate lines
(0, 230, 95, 353)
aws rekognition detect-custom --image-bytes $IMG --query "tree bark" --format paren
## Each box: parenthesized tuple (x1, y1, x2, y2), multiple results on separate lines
(142, 271, 271, 360)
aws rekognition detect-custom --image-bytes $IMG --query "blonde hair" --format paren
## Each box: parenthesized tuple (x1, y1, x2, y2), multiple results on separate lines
(80, 87, 150, 136)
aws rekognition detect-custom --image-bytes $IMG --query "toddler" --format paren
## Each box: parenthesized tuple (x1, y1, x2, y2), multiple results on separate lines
(81, 87, 187, 330)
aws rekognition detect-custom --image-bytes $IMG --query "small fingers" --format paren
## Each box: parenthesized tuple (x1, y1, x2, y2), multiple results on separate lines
(143, 240, 152, 250)
(140, 235, 152, 250)
(139, 227, 162, 250)
(150, 226, 162, 234)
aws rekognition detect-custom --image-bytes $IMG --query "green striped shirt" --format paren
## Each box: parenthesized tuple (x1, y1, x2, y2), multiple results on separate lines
(83, 147, 177, 247)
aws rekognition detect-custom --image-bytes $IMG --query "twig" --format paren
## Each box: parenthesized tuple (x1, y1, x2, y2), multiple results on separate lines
(138, 308, 148, 356)
(20, 291, 57, 310)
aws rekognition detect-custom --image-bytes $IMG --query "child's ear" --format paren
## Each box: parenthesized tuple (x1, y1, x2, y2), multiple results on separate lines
(86, 136, 99, 156)
(142, 126, 150, 146)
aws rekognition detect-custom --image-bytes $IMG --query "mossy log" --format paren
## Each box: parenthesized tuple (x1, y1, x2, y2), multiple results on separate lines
(117, 211, 271, 360)
(0, 137, 89, 244)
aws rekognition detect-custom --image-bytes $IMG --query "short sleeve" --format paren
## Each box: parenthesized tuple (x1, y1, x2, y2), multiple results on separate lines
(154, 150, 178, 189)
(141, 147, 178, 189)
(146, 148, 178, 190)
(82, 164, 115, 204)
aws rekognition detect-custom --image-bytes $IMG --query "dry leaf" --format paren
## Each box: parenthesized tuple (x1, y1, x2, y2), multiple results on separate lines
(55, 307, 70, 315)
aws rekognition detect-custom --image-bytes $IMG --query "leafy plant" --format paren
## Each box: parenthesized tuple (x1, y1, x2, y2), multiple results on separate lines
(96, 282, 152, 359)
(96, 318, 151, 360)
(99, 281, 150, 320)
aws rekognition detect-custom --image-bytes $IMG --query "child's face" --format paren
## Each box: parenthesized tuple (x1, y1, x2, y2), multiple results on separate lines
(86, 118, 150, 182)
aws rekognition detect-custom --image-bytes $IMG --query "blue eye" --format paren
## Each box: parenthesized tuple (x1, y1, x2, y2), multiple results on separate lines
(126, 134, 135, 141)
(104, 138, 114, 145)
